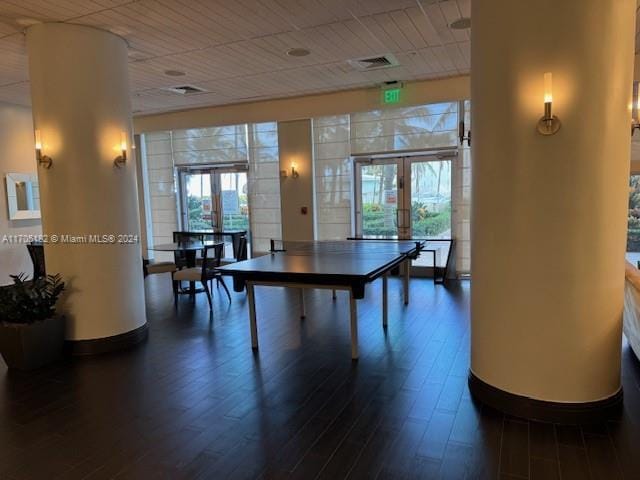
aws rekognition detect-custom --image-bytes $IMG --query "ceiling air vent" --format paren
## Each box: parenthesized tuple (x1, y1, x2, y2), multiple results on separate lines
(163, 85, 207, 95)
(347, 54, 399, 71)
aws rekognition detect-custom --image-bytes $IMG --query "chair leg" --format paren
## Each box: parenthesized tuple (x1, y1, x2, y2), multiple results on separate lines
(172, 279, 179, 308)
(218, 276, 231, 303)
(202, 281, 213, 310)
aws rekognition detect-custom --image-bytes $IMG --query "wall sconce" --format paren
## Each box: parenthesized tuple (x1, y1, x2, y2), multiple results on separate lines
(113, 131, 127, 168)
(281, 161, 300, 179)
(34, 129, 52, 169)
(632, 81, 640, 136)
(290, 162, 299, 179)
(537, 72, 561, 135)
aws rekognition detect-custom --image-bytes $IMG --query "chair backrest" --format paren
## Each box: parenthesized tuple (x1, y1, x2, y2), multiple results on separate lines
(269, 239, 286, 252)
(202, 232, 223, 244)
(202, 243, 225, 280)
(173, 231, 204, 265)
(173, 231, 204, 243)
(26, 244, 46, 280)
(236, 236, 248, 261)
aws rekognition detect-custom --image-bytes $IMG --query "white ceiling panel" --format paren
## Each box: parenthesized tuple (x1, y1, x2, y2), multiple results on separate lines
(1, 0, 625, 117)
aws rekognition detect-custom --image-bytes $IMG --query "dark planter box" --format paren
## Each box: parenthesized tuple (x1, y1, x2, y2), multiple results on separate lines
(0, 316, 65, 370)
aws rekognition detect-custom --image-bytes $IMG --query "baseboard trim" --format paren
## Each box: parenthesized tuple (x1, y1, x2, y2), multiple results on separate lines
(468, 371, 623, 424)
(66, 323, 148, 356)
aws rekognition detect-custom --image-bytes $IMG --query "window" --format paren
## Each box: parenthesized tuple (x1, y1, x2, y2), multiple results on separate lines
(313, 101, 471, 276)
(141, 122, 282, 257)
(628, 174, 640, 254)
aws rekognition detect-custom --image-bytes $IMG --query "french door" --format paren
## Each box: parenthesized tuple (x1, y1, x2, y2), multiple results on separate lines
(354, 151, 455, 272)
(178, 165, 250, 256)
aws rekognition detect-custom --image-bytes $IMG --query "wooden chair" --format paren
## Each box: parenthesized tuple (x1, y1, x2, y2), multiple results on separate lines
(26, 243, 45, 280)
(142, 257, 176, 278)
(172, 231, 204, 269)
(220, 235, 248, 265)
(172, 243, 231, 310)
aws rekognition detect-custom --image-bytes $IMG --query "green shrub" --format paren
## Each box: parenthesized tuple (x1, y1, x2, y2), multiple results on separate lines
(0, 274, 65, 324)
(361, 201, 451, 236)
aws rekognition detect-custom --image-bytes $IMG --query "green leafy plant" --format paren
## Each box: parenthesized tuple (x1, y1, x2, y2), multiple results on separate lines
(0, 274, 65, 325)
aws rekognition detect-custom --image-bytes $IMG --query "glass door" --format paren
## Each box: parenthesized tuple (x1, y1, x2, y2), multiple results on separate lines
(354, 159, 404, 238)
(408, 157, 452, 270)
(181, 171, 214, 231)
(354, 152, 455, 275)
(219, 171, 249, 232)
(179, 166, 251, 258)
(408, 158, 452, 239)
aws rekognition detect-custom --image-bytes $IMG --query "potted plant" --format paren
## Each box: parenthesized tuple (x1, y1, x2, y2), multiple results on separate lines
(0, 273, 65, 370)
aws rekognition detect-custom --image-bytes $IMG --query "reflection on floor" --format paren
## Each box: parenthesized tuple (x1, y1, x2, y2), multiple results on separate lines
(1, 276, 639, 479)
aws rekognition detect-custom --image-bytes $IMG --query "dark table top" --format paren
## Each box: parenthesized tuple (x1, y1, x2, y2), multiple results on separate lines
(150, 241, 223, 252)
(219, 240, 423, 279)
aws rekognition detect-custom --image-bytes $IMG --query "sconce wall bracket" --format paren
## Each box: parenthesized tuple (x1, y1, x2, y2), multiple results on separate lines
(37, 154, 52, 169)
(114, 153, 127, 168)
(536, 115, 561, 135)
(537, 102, 561, 136)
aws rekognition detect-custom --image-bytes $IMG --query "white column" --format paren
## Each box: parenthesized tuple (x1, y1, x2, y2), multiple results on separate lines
(471, 0, 635, 403)
(27, 24, 146, 344)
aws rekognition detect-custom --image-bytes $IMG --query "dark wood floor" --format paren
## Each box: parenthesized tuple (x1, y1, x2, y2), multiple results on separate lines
(1, 276, 640, 479)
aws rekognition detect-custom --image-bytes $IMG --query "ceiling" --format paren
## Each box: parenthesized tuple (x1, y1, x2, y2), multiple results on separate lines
(0, 0, 472, 115)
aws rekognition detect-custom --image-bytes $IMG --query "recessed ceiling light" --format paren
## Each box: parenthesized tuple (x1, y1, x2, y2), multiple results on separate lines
(15, 18, 41, 27)
(164, 69, 186, 77)
(286, 47, 311, 57)
(449, 17, 471, 30)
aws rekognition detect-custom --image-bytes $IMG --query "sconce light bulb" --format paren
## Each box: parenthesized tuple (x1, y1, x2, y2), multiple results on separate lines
(34, 129, 42, 151)
(113, 131, 128, 167)
(537, 71, 560, 135)
(290, 161, 299, 178)
(543, 72, 553, 104)
(120, 131, 127, 152)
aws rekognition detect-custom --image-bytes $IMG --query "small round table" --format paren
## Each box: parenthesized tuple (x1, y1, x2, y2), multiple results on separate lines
(149, 241, 223, 295)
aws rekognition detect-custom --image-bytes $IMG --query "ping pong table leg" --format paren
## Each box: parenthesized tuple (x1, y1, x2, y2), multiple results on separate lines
(350, 291, 359, 360)
(247, 282, 258, 349)
(332, 289, 337, 300)
(382, 274, 388, 327)
(403, 259, 410, 305)
(299, 288, 306, 319)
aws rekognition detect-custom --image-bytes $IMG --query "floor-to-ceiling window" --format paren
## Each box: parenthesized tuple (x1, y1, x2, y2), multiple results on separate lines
(628, 174, 640, 265)
(177, 166, 249, 257)
(141, 122, 281, 258)
(312, 101, 471, 276)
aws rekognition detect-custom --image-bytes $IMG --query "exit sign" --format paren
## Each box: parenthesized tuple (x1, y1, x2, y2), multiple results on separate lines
(382, 87, 402, 105)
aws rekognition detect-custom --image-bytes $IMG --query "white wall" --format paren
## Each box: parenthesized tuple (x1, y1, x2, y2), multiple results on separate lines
(0, 103, 41, 285)
(278, 119, 314, 242)
(134, 76, 471, 134)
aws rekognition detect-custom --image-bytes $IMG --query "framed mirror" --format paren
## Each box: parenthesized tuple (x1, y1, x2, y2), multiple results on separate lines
(5, 173, 41, 220)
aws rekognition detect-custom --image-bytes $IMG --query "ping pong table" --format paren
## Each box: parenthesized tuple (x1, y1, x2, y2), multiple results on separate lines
(218, 239, 424, 359)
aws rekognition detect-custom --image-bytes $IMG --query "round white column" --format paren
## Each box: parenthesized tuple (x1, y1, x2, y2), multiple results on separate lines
(470, 0, 635, 413)
(27, 24, 146, 349)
